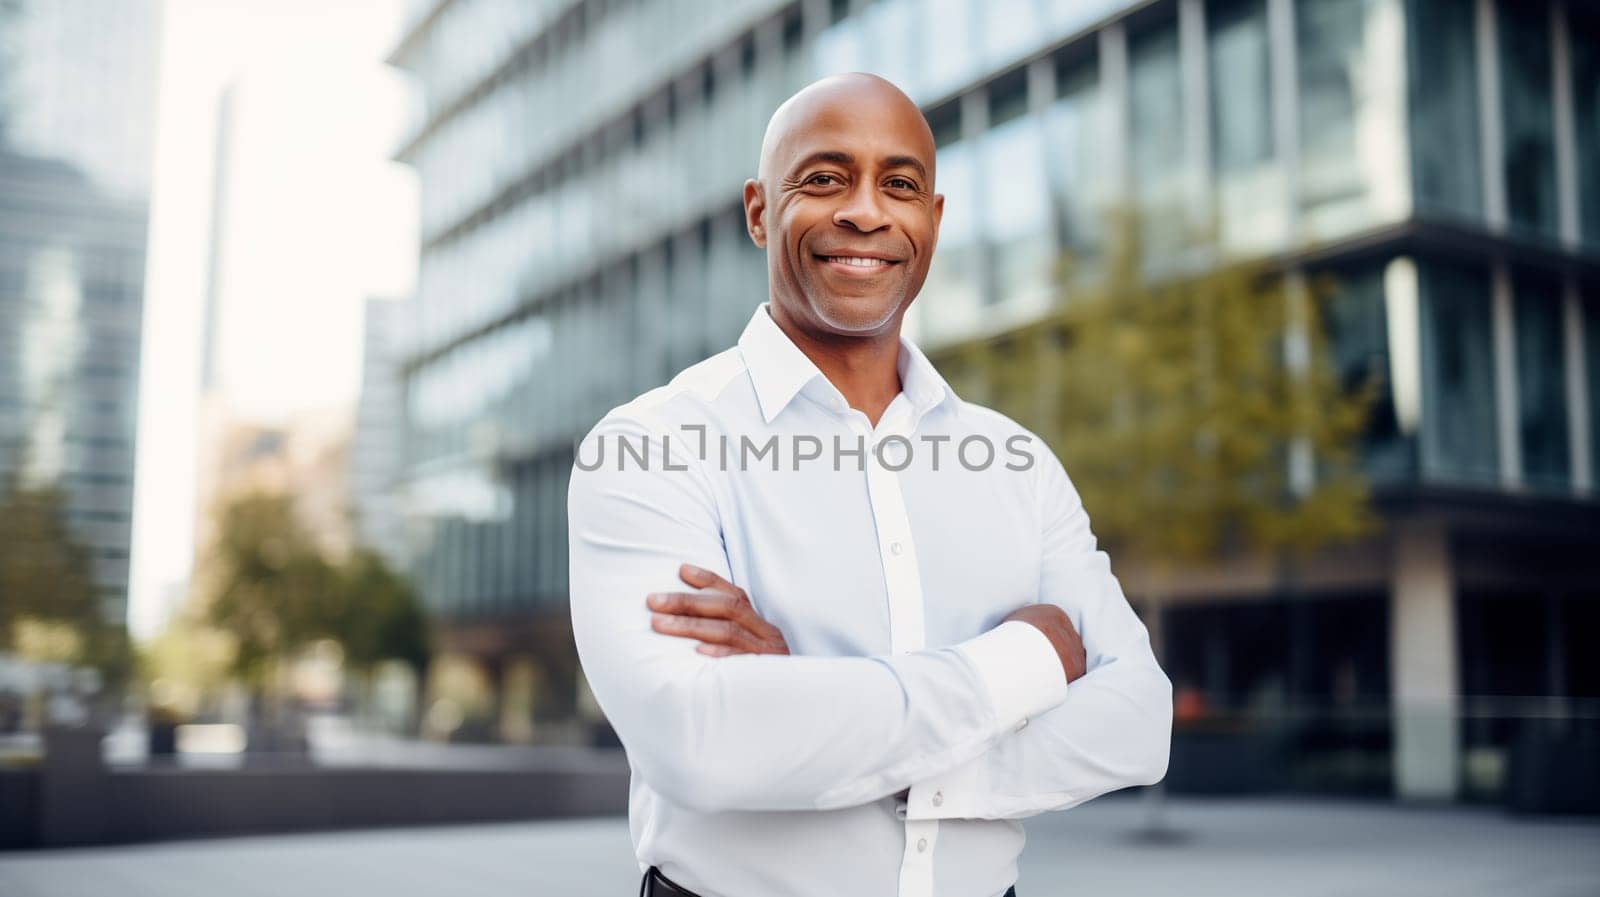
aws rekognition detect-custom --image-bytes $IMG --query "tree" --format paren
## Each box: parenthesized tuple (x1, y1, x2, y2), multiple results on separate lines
(327, 548, 430, 731)
(332, 548, 428, 677)
(203, 491, 336, 691)
(0, 471, 135, 698)
(935, 213, 1379, 580)
(199, 490, 429, 730)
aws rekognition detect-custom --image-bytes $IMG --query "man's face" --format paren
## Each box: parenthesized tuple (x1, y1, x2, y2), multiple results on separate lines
(746, 84, 943, 337)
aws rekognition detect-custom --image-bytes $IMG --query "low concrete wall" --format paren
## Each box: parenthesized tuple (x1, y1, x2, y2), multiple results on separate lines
(3, 726, 630, 850)
(101, 764, 629, 844)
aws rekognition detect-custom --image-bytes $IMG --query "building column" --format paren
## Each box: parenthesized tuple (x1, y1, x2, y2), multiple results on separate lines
(1491, 260, 1522, 488)
(1475, 0, 1507, 231)
(1389, 519, 1460, 800)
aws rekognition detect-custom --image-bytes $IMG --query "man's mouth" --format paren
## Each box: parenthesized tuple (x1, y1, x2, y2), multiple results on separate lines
(815, 254, 900, 272)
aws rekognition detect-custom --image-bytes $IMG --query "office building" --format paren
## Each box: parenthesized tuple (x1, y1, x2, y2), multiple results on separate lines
(0, 0, 161, 625)
(389, 0, 1598, 802)
(352, 295, 412, 570)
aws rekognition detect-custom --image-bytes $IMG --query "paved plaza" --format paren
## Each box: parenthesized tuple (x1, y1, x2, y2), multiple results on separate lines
(2, 794, 1595, 896)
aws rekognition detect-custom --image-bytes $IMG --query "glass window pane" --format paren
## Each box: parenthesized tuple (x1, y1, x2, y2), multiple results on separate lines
(983, 0, 1045, 66)
(1419, 257, 1499, 485)
(861, 0, 919, 97)
(1129, 17, 1188, 258)
(1407, 0, 1482, 221)
(1046, 53, 1103, 264)
(1498, 0, 1558, 238)
(1319, 259, 1416, 483)
(922, 0, 979, 98)
(810, 7, 863, 77)
(1571, 6, 1600, 249)
(920, 140, 982, 344)
(1297, 0, 1410, 238)
(981, 113, 1053, 312)
(1050, 0, 1127, 36)
(1512, 269, 1569, 490)
(1587, 286, 1600, 483)
(1209, 0, 1284, 253)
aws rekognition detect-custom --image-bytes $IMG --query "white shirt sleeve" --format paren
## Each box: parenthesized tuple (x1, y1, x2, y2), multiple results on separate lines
(567, 413, 1072, 815)
(905, 440, 1174, 821)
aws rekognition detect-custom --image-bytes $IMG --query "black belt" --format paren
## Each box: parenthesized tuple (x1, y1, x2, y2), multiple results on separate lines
(641, 865, 1017, 897)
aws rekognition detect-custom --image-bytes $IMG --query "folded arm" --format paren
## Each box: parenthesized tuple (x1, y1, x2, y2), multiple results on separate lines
(567, 413, 1070, 814)
(904, 439, 1173, 821)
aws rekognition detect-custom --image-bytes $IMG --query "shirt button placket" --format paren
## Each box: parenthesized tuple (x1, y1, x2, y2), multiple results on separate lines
(870, 414, 938, 897)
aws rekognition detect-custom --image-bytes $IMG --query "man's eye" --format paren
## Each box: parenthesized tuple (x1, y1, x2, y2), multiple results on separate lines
(807, 173, 840, 186)
(886, 177, 916, 190)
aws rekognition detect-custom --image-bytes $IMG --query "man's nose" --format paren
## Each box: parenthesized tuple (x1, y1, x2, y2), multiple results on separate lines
(832, 182, 891, 232)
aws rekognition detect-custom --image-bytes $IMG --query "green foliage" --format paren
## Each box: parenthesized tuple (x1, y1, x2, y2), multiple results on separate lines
(202, 491, 429, 687)
(932, 213, 1379, 573)
(0, 470, 134, 687)
(204, 492, 335, 684)
(330, 548, 429, 676)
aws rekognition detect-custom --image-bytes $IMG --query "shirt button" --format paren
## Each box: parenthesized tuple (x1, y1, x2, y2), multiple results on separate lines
(1016, 717, 1029, 732)
(932, 791, 943, 807)
(916, 837, 928, 852)
(889, 541, 903, 556)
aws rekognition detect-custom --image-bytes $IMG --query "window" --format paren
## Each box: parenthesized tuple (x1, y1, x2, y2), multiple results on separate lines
(860, 0, 917, 97)
(1211, 0, 1273, 175)
(983, 0, 1046, 66)
(919, 136, 981, 344)
(1319, 259, 1416, 483)
(1512, 269, 1569, 490)
(812, 6, 864, 76)
(1210, 0, 1283, 253)
(1571, 5, 1600, 249)
(922, 0, 979, 98)
(1589, 285, 1600, 485)
(1498, 0, 1558, 238)
(981, 74, 1052, 311)
(1050, 0, 1127, 37)
(1129, 16, 1189, 259)
(1407, 0, 1481, 221)
(1418, 257, 1498, 485)
(1046, 51, 1103, 264)
(1297, 0, 1410, 238)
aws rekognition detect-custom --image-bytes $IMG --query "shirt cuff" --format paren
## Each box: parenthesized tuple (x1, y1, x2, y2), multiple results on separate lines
(955, 619, 1071, 735)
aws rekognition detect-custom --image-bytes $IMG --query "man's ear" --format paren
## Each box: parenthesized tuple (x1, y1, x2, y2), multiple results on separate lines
(929, 191, 944, 253)
(743, 179, 767, 248)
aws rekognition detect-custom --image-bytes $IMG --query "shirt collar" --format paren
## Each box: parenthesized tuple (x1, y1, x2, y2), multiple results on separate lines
(736, 301, 956, 425)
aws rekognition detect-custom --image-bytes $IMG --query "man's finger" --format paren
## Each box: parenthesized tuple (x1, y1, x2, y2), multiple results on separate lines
(647, 591, 743, 618)
(678, 563, 745, 600)
(651, 613, 749, 649)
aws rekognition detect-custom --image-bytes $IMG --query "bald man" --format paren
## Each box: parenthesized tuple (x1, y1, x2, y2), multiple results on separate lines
(568, 73, 1172, 897)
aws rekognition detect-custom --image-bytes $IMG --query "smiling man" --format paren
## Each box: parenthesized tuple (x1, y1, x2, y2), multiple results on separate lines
(567, 73, 1172, 897)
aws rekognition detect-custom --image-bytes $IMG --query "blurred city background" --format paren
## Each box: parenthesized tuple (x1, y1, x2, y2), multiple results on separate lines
(1, 0, 1597, 893)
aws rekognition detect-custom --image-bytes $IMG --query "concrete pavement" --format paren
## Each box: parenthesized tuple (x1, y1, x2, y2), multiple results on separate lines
(1, 794, 1595, 896)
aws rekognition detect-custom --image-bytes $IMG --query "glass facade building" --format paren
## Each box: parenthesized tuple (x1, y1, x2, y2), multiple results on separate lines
(391, 0, 1598, 797)
(0, 0, 160, 625)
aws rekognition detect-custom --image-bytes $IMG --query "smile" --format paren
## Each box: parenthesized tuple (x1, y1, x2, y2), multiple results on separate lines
(816, 255, 899, 271)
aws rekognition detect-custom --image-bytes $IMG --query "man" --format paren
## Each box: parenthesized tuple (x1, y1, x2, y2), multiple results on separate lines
(567, 73, 1172, 897)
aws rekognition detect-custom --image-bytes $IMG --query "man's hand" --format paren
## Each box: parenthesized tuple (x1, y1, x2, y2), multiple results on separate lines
(1003, 604, 1087, 684)
(647, 564, 791, 657)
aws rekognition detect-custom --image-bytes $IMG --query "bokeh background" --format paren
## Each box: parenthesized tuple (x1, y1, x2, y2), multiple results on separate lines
(1, 0, 1598, 894)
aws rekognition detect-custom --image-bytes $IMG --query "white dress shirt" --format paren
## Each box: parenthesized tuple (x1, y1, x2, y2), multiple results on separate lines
(567, 301, 1172, 897)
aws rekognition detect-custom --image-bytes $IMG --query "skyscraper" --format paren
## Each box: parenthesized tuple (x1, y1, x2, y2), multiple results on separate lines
(0, 0, 162, 625)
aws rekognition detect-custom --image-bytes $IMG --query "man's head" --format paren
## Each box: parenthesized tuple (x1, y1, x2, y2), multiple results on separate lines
(743, 73, 943, 339)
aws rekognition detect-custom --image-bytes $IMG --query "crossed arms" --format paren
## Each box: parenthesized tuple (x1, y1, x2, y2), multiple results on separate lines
(566, 414, 1172, 817)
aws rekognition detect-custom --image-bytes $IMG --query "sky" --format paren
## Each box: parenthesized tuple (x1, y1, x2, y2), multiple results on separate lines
(128, 0, 418, 640)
